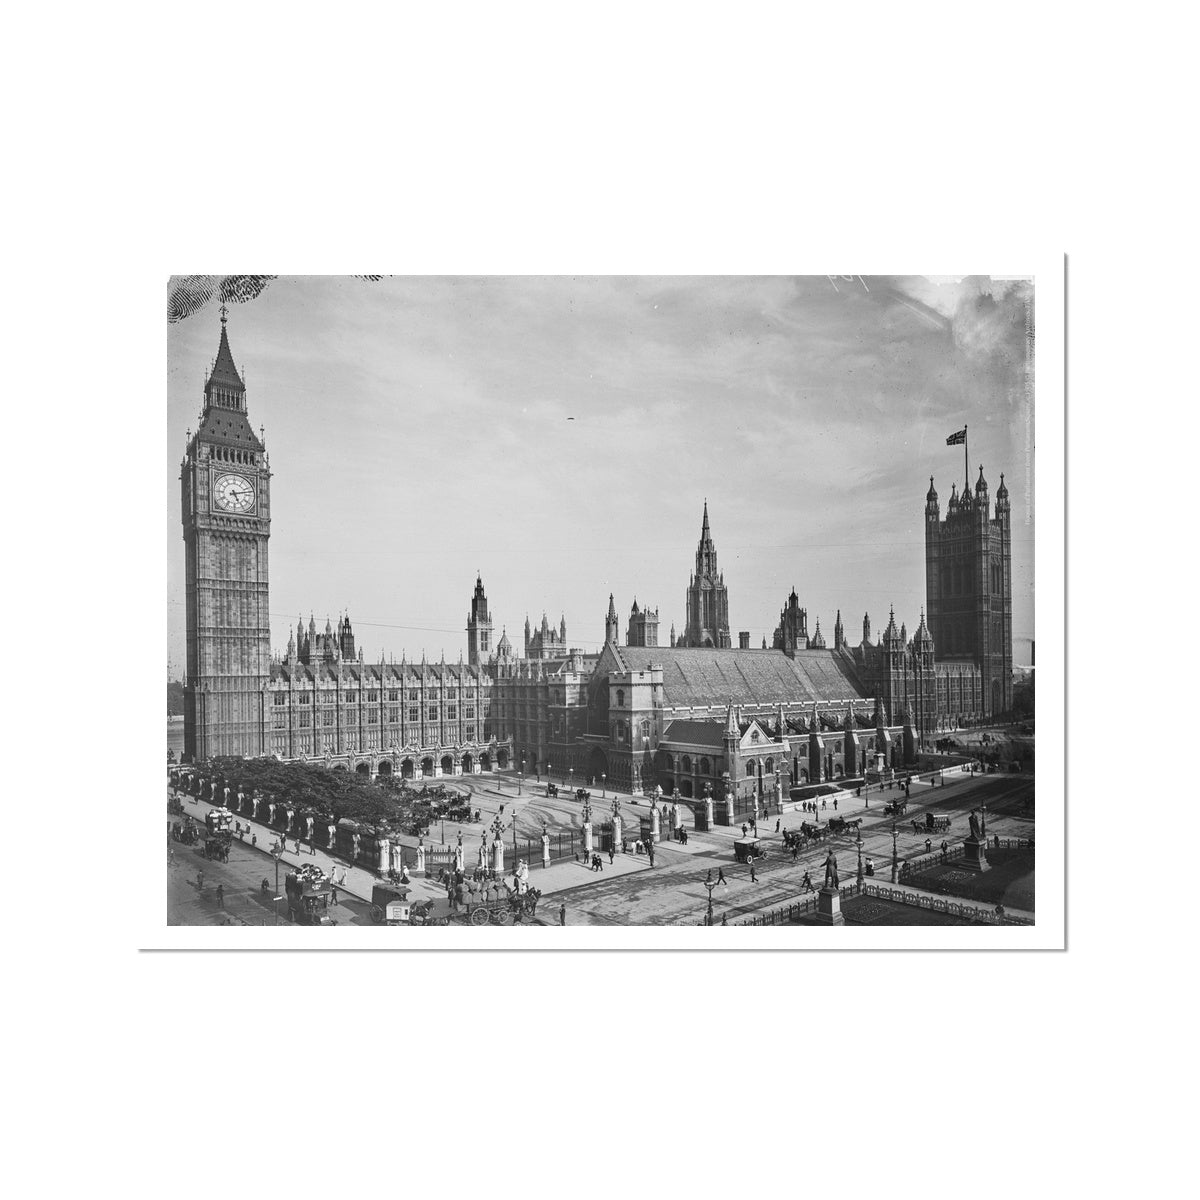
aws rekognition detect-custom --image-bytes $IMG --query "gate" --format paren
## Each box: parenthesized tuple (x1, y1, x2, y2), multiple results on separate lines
(596, 822, 615, 851)
(693, 803, 709, 832)
(424, 846, 456, 876)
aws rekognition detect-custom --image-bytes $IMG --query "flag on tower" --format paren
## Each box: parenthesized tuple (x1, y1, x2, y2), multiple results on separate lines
(945, 427, 967, 446)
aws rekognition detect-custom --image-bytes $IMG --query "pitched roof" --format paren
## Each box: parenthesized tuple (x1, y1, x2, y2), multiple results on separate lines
(609, 644, 866, 707)
(662, 719, 726, 748)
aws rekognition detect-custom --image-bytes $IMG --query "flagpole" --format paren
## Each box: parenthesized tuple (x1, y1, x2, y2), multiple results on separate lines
(964, 423, 969, 487)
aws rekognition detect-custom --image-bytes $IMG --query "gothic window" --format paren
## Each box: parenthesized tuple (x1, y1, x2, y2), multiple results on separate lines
(388, 690, 399, 702)
(616, 721, 627, 743)
(465, 704, 475, 720)
(428, 705, 439, 722)
(699, 757, 710, 775)
(388, 708, 399, 723)
(409, 690, 419, 702)
(682, 755, 692, 773)
(300, 693, 311, 705)
(345, 691, 357, 704)
(466, 725, 475, 740)
(368, 690, 379, 703)
(368, 710, 378, 724)
(408, 706, 419, 723)
(765, 757, 774, 774)
(745, 760, 755, 777)
(642, 719, 650, 740)
(274, 692, 286, 706)
(323, 711, 333, 726)
(616, 689, 625, 708)
(447, 703, 458, 722)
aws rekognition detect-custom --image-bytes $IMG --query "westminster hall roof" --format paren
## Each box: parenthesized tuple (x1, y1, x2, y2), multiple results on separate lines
(605, 644, 867, 708)
(661, 719, 727, 748)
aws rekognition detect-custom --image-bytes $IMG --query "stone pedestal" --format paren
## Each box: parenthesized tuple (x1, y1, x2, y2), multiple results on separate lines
(815, 886, 845, 926)
(612, 815, 623, 848)
(541, 834, 551, 868)
(582, 823, 593, 856)
(378, 839, 390, 872)
(961, 838, 991, 872)
(492, 840, 505, 873)
(649, 807, 660, 843)
(704, 798, 715, 829)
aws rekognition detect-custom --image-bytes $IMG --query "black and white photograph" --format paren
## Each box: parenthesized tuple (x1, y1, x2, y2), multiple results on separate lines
(164, 273, 1054, 944)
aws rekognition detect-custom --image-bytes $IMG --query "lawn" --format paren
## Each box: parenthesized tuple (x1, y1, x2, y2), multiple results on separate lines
(905, 847, 1035, 911)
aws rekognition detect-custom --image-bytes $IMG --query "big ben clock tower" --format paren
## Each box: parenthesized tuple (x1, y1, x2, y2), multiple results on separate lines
(180, 309, 272, 762)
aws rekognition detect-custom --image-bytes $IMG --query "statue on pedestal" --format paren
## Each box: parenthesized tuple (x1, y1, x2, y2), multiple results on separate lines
(823, 850, 839, 890)
(969, 809, 982, 841)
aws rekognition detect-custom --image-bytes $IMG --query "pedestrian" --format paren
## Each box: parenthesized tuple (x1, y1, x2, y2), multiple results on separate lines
(609, 847, 615, 865)
(801, 871, 814, 893)
(648, 846, 655, 867)
(197, 870, 204, 892)
(750, 816, 757, 835)
(925, 838, 932, 853)
(251, 834, 257, 848)
(833, 798, 838, 812)
(775, 818, 781, 833)
(721, 913, 727, 926)
(791, 845, 798, 863)
(294, 838, 301, 855)
(865, 858, 875, 877)
(821, 799, 827, 810)
(706, 868, 713, 883)
(749, 858, 757, 883)
(168, 848, 175, 865)
(559, 903, 566, 926)
(216, 884, 224, 909)
(940, 840, 948, 861)
(330, 884, 338, 906)
(717, 867, 728, 886)
(310, 840, 316, 855)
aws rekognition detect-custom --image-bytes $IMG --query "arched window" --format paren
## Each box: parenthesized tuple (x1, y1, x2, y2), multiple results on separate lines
(615, 689, 625, 708)
(765, 757, 773, 774)
(745, 760, 755, 777)
(681, 755, 692, 773)
(699, 757, 710, 775)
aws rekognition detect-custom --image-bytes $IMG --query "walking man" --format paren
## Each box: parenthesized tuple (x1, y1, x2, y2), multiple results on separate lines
(196, 869, 204, 892)
(559, 903, 566, 926)
(749, 857, 757, 883)
(791, 844, 799, 863)
(775, 818, 781, 833)
(833, 798, 838, 812)
(609, 847, 615, 865)
(216, 884, 224, 909)
(717, 867, 728, 886)
(801, 871, 815, 894)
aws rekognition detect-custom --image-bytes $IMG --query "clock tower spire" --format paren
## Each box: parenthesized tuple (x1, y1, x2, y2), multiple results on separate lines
(181, 315, 272, 762)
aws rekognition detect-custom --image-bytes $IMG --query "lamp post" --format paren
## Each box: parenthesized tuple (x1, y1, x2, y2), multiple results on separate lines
(702, 878, 718, 926)
(569, 766, 574, 795)
(548, 762, 552, 787)
(891, 821, 899, 884)
(519, 758, 525, 796)
(601, 774, 606, 798)
(273, 848, 283, 925)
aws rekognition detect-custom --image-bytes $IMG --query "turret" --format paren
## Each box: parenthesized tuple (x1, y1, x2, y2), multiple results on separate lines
(995, 472, 1010, 520)
(862, 612, 871, 647)
(974, 464, 989, 506)
(925, 475, 939, 519)
(669, 622, 676, 648)
(523, 614, 531, 656)
(605, 594, 619, 646)
(810, 617, 826, 650)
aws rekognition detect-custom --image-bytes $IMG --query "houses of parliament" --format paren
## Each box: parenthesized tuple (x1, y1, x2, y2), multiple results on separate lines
(181, 318, 1014, 799)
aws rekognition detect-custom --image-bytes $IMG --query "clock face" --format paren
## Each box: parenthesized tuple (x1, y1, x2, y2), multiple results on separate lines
(213, 473, 255, 513)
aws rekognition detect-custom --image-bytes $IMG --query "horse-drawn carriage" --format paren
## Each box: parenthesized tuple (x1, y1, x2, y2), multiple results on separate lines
(168, 794, 184, 817)
(827, 815, 863, 836)
(798, 821, 827, 844)
(170, 820, 199, 846)
(883, 797, 908, 816)
(465, 882, 542, 925)
(204, 833, 232, 862)
(285, 868, 336, 925)
(546, 783, 559, 797)
(575, 788, 591, 803)
(912, 812, 952, 834)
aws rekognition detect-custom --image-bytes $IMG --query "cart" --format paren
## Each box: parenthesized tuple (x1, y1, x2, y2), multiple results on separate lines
(465, 884, 541, 925)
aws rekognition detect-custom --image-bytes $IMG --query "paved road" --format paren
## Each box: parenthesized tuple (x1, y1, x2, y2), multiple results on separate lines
(167, 826, 375, 926)
(168, 767, 1033, 927)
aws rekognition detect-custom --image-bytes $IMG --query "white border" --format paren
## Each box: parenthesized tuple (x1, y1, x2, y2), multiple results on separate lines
(147, 263, 1063, 951)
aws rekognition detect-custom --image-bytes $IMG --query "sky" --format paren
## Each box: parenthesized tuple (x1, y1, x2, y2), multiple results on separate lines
(166, 275, 1035, 675)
